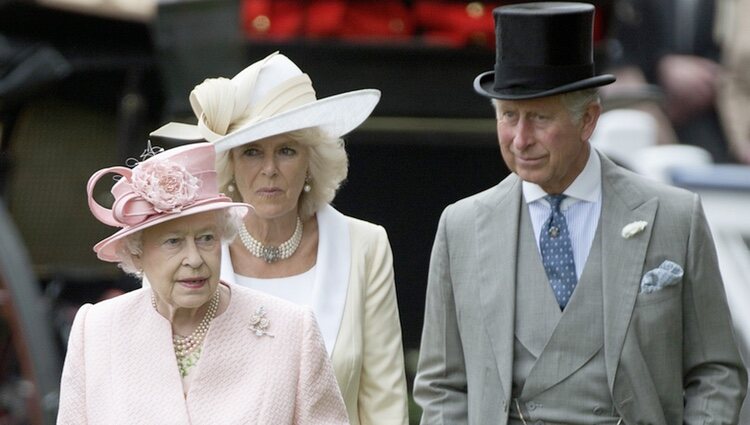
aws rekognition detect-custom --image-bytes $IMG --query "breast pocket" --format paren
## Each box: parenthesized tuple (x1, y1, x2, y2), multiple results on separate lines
(634, 281, 682, 307)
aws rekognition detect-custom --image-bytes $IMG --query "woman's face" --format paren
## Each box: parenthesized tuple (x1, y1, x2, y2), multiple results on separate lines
(230, 134, 310, 220)
(135, 211, 222, 311)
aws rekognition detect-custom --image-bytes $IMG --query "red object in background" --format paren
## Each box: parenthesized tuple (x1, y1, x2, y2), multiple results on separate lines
(414, 1, 609, 49)
(241, 0, 414, 42)
(241, 1, 610, 49)
(593, 5, 608, 45)
(413, 1, 502, 49)
(331, 2, 414, 42)
(241, 0, 302, 40)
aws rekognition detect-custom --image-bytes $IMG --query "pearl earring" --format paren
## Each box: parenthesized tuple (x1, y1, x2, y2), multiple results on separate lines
(303, 183, 311, 193)
(227, 178, 236, 193)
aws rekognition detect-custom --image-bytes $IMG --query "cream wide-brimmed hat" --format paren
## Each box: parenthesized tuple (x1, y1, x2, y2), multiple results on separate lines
(87, 143, 251, 262)
(151, 51, 381, 153)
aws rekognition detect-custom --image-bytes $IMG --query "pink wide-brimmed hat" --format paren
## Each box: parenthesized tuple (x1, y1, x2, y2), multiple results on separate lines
(87, 142, 251, 262)
(149, 51, 381, 152)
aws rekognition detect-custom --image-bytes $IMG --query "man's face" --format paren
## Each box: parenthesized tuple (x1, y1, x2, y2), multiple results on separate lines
(495, 95, 599, 194)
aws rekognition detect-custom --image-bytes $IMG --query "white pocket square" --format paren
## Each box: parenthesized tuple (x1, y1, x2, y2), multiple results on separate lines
(640, 260, 684, 294)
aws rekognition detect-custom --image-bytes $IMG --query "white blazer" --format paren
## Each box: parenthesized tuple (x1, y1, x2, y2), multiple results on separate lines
(222, 205, 408, 425)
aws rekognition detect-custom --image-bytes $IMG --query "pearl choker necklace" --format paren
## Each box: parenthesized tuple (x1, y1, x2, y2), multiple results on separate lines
(238, 217, 303, 263)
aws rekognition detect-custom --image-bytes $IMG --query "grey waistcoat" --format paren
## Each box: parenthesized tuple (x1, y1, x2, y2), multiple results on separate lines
(508, 203, 620, 424)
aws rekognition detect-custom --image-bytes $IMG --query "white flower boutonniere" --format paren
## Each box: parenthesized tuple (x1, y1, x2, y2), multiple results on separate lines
(249, 306, 274, 337)
(622, 221, 648, 239)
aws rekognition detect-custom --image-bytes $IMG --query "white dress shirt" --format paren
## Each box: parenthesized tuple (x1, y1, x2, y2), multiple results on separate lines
(523, 148, 603, 279)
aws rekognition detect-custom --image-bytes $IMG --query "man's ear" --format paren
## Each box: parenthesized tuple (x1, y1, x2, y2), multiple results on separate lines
(581, 102, 602, 142)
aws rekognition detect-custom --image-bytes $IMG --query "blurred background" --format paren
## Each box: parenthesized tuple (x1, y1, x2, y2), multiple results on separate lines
(0, 0, 749, 423)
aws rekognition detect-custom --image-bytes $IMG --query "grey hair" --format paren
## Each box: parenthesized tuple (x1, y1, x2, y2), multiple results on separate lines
(216, 127, 348, 220)
(491, 88, 600, 124)
(559, 88, 600, 123)
(114, 209, 242, 277)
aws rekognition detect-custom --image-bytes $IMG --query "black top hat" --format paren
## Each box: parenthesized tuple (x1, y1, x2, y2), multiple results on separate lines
(474, 2, 615, 100)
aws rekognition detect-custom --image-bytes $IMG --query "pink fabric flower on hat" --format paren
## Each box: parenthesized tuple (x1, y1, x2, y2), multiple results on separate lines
(130, 160, 201, 213)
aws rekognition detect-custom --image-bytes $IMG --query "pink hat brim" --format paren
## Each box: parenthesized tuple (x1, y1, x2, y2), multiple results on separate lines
(93, 198, 251, 262)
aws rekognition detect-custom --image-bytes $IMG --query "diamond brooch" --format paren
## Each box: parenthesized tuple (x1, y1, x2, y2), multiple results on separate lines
(249, 306, 274, 337)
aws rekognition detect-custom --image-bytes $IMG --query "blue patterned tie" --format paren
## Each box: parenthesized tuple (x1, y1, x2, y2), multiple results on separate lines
(540, 194, 578, 309)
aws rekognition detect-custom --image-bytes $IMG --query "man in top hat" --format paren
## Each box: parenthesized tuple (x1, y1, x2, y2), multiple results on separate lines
(413, 2, 747, 424)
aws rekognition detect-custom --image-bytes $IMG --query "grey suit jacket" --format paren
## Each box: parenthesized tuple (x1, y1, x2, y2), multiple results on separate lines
(414, 152, 747, 425)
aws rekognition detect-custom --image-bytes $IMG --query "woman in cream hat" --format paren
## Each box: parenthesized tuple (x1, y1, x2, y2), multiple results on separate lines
(158, 52, 408, 425)
(57, 142, 348, 424)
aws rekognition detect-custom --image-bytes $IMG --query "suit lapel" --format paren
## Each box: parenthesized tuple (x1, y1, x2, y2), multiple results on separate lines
(599, 154, 658, 390)
(310, 204, 350, 356)
(476, 175, 522, 405)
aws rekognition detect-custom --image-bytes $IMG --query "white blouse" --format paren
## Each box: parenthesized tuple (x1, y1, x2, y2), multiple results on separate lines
(234, 266, 317, 306)
(221, 204, 351, 356)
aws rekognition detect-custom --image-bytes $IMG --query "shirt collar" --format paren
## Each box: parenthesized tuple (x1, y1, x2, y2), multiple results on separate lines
(523, 146, 602, 205)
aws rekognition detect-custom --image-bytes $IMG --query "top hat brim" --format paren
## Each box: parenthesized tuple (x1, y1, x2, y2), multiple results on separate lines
(150, 89, 381, 152)
(474, 70, 615, 100)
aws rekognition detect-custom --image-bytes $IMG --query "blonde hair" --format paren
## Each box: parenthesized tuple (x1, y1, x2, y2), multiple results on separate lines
(216, 127, 348, 220)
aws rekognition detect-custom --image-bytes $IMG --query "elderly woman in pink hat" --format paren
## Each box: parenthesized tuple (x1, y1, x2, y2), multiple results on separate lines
(154, 52, 409, 425)
(56, 142, 348, 424)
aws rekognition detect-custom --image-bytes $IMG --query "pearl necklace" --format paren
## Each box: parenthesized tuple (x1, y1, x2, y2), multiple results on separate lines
(238, 217, 303, 263)
(152, 289, 220, 377)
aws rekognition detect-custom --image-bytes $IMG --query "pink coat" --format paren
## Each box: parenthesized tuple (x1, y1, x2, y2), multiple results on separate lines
(57, 283, 349, 424)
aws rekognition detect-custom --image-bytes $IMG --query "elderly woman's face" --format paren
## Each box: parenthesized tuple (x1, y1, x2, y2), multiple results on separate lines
(135, 211, 222, 310)
(231, 134, 309, 220)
